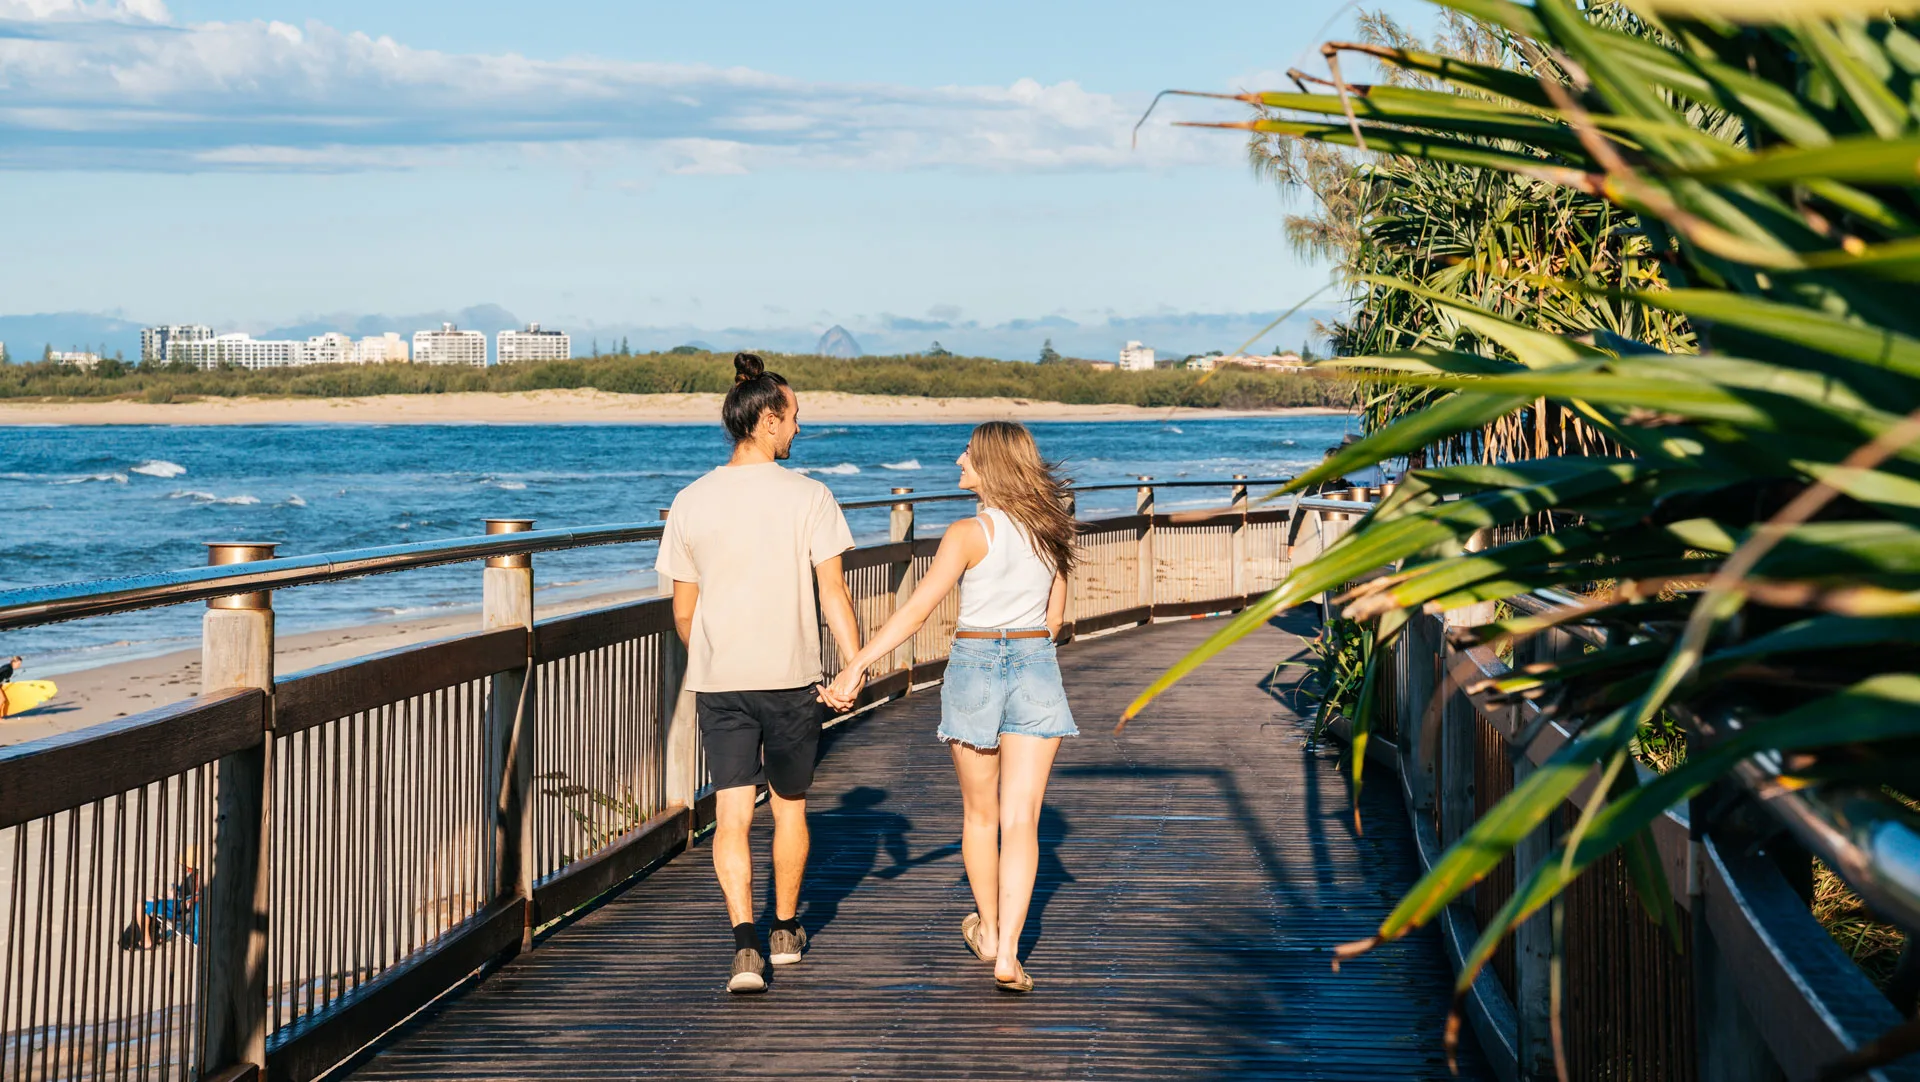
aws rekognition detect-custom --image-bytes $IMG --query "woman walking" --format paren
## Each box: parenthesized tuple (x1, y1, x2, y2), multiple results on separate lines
(824, 421, 1077, 993)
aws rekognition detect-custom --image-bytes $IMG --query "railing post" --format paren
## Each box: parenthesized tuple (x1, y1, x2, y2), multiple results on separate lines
(483, 518, 536, 951)
(890, 489, 917, 679)
(1438, 533, 1494, 847)
(1399, 611, 1440, 822)
(658, 508, 701, 822)
(1230, 474, 1248, 604)
(201, 541, 276, 1076)
(1690, 811, 1789, 1082)
(1136, 477, 1155, 617)
(890, 488, 915, 545)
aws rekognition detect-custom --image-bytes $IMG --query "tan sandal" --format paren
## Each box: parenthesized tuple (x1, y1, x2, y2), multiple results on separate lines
(960, 913, 994, 962)
(994, 965, 1033, 994)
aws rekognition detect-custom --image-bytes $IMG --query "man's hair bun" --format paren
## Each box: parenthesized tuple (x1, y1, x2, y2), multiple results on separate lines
(734, 353, 767, 384)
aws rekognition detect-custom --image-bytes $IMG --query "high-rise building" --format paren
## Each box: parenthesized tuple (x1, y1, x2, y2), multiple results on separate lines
(355, 333, 410, 365)
(1118, 341, 1156, 372)
(174, 333, 302, 370)
(140, 324, 214, 365)
(497, 322, 570, 364)
(413, 323, 487, 367)
(304, 332, 356, 366)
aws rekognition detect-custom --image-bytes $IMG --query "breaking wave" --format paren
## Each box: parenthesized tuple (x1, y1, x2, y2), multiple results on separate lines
(131, 460, 187, 479)
(168, 490, 259, 505)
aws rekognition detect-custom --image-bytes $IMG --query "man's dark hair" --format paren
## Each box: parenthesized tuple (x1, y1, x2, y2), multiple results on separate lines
(722, 353, 790, 444)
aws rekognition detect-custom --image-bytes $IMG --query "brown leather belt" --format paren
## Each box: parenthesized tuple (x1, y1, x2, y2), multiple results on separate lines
(953, 629, 1052, 640)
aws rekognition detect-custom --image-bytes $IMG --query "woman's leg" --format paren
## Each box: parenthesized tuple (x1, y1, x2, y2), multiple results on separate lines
(948, 742, 1003, 956)
(992, 733, 1060, 980)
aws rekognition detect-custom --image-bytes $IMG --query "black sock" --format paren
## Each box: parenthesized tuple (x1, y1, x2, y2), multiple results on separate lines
(772, 915, 800, 934)
(733, 922, 759, 952)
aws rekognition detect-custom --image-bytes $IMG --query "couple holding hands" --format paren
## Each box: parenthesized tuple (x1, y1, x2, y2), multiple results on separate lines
(655, 353, 1079, 996)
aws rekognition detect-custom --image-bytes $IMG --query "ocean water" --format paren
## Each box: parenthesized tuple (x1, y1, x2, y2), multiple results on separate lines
(0, 416, 1358, 674)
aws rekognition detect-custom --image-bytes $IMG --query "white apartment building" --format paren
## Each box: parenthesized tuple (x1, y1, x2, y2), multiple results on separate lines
(497, 323, 570, 364)
(1224, 352, 1309, 371)
(50, 350, 102, 369)
(413, 323, 488, 367)
(304, 332, 357, 366)
(1118, 341, 1156, 372)
(140, 324, 214, 365)
(355, 333, 410, 365)
(175, 334, 302, 371)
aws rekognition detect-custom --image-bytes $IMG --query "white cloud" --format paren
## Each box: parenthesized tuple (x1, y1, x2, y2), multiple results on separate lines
(0, 0, 167, 22)
(0, 4, 1229, 173)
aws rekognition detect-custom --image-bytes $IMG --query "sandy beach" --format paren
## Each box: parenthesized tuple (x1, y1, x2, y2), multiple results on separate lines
(0, 585, 664, 746)
(0, 389, 1347, 426)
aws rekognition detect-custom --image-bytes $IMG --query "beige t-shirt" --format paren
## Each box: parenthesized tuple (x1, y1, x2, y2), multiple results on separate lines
(655, 462, 855, 693)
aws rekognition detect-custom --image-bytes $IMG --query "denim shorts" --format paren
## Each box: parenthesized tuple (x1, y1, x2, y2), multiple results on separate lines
(938, 629, 1078, 750)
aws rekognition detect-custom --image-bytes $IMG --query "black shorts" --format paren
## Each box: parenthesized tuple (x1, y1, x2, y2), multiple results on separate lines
(695, 686, 823, 798)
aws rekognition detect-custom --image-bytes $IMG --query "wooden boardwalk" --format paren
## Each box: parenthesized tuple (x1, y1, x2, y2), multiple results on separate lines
(344, 612, 1485, 1081)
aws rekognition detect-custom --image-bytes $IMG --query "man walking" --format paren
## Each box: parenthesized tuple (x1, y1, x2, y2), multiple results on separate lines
(656, 353, 863, 993)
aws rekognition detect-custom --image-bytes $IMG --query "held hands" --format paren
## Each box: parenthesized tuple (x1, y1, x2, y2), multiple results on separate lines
(817, 663, 867, 713)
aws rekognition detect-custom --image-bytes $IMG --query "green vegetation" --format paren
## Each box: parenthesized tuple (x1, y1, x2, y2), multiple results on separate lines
(0, 350, 1354, 411)
(1130, 0, 1920, 1066)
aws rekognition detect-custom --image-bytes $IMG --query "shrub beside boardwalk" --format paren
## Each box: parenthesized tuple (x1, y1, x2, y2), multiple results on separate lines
(0, 351, 1354, 411)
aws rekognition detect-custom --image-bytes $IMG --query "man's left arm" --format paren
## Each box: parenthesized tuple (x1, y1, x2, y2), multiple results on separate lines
(816, 554, 860, 671)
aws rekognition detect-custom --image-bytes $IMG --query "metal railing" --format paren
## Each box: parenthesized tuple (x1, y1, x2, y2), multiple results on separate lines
(0, 476, 1343, 1082)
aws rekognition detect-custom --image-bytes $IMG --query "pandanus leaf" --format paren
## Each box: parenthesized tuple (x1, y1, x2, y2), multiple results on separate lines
(1125, 463, 1664, 723)
(1276, 390, 1534, 496)
(1673, 135, 1920, 187)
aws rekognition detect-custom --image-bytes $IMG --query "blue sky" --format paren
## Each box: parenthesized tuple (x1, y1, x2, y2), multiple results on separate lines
(0, 0, 1428, 359)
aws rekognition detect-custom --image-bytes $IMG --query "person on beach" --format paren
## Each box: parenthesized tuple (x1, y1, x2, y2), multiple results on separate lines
(656, 353, 862, 994)
(0, 656, 21, 683)
(822, 421, 1077, 993)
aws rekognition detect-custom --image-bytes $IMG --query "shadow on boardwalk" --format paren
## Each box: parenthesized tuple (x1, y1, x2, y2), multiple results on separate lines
(345, 613, 1486, 1081)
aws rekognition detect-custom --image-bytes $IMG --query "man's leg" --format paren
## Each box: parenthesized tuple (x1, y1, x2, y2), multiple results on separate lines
(711, 785, 759, 926)
(696, 692, 772, 992)
(762, 687, 823, 965)
(767, 788, 809, 922)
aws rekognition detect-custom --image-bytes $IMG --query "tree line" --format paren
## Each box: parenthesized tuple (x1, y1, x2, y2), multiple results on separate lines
(0, 350, 1357, 410)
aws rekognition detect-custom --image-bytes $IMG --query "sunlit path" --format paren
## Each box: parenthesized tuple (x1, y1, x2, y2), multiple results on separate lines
(345, 615, 1482, 1081)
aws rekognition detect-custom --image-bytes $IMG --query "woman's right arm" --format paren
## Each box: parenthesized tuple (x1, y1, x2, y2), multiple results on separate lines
(837, 518, 984, 680)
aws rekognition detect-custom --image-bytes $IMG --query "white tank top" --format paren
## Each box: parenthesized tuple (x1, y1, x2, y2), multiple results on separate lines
(958, 508, 1055, 630)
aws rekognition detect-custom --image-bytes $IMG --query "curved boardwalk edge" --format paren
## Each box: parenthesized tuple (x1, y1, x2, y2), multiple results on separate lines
(344, 613, 1484, 1081)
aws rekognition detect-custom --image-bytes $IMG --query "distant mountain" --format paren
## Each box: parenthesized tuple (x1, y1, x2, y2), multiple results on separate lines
(815, 325, 862, 358)
(0, 312, 144, 362)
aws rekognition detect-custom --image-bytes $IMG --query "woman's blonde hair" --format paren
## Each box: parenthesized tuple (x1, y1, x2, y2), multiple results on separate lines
(968, 421, 1078, 577)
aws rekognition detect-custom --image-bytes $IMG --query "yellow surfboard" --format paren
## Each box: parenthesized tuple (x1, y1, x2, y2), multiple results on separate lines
(0, 680, 58, 718)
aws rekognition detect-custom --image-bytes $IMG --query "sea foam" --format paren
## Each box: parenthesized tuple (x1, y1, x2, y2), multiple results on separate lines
(796, 463, 860, 476)
(881, 459, 922, 471)
(131, 460, 187, 479)
(55, 473, 128, 485)
(169, 490, 259, 505)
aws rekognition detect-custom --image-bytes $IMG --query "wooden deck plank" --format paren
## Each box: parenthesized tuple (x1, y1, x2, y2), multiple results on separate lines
(344, 612, 1487, 1081)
